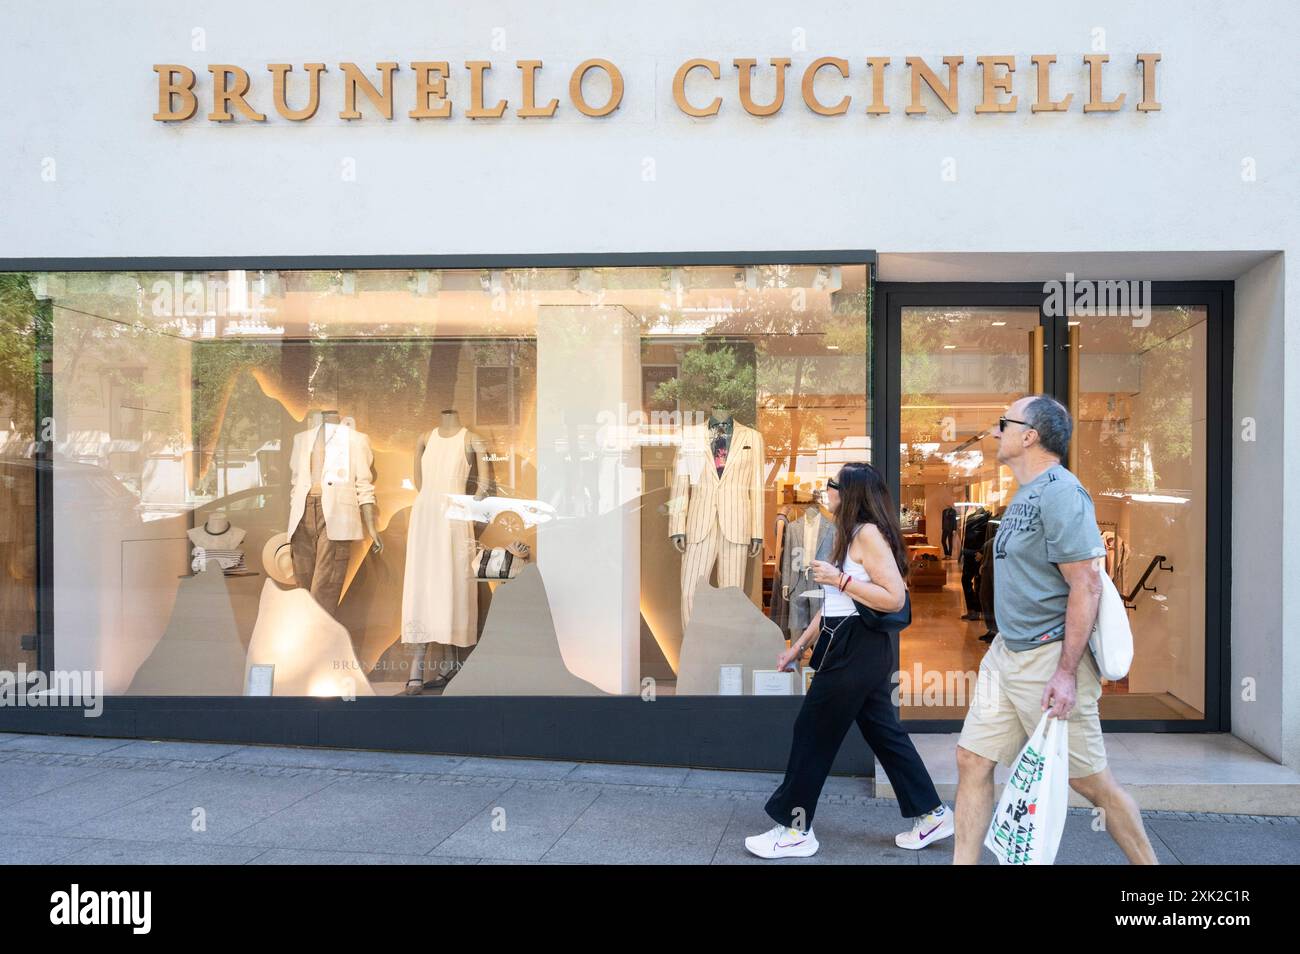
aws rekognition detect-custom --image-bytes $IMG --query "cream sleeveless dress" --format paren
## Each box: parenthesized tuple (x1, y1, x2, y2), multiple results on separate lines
(401, 428, 478, 646)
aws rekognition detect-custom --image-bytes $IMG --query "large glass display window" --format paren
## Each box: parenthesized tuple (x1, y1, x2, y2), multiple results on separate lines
(4, 263, 869, 698)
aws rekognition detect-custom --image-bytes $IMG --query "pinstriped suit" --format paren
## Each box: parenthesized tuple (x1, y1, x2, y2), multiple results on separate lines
(669, 421, 765, 627)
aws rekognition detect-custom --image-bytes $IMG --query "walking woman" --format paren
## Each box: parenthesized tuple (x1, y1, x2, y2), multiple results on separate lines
(746, 462, 951, 858)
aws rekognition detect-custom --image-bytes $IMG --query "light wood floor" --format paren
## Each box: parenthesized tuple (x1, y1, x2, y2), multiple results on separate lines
(898, 558, 1203, 722)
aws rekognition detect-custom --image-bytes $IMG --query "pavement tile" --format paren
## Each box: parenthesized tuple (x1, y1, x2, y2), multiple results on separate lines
(542, 791, 735, 864)
(250, 848, 480, 865)
(224, 777, 511, 854)
(1050, 816, 1183, 865)
(0, 760, 112, 804)
(1147, 818, 1300, 864)
(0, 834, 100, 864)
(220, 746, 466, 775)
(0, 766, 196, 835)
(61, 770, 336, 844)
(109, 740, 249, 762)
(58, 839, 266, 865)
(2, 735, 136, 757)
(680, 769, 785, 793)
(452, 757, 579, 780)
(821, 775, 874, 797)
(432, 785, 601, 861)
(565, 763, 690, 787)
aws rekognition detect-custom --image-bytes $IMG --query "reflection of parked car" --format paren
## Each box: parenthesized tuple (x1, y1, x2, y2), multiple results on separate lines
(445, 494, 556, 534)
(40, 456, 142, 525)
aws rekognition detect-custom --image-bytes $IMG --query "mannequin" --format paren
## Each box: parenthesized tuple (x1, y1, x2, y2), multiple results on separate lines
(401, 408, 496, 694)
(669, 405, 765, 628)
(287, 408, 381, 616)
(771, 493, 833, 639)
(187, 513, 246, 551)
(187, 512, 247, 572)
(959, 504, 990, 621)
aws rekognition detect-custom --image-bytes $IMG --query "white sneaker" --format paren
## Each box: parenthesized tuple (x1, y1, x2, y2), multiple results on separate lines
(745, 823, 820, 859)
(895, 805, 954, 850)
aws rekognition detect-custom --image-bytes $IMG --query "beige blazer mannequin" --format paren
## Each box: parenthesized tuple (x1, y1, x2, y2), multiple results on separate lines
(668, 420, 765, 544)
(286, 422, 377, 541)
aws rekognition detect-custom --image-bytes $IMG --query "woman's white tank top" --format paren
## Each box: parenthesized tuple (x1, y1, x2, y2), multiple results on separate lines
(822, 533, 871, 617)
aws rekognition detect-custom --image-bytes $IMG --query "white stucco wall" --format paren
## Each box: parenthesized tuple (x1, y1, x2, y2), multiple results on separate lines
(2, 1, 1296, 761)
(2, 0, 1294, 260)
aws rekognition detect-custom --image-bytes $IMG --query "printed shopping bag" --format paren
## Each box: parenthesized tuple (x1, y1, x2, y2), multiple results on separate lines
(983, 711, 1069, 865)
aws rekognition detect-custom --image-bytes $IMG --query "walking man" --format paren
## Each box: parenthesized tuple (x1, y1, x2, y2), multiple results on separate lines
(953, 395, 1157, 864)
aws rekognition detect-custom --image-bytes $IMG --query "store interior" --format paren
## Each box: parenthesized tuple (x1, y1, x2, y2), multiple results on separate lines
(895, 305, 1207, 721)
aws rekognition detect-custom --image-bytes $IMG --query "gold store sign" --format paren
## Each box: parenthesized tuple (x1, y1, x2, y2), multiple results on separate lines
(152, 54, 1162, 122)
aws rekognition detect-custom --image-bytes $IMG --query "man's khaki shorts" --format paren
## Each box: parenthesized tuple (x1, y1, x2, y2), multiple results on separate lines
(958, 635, 1108, 779)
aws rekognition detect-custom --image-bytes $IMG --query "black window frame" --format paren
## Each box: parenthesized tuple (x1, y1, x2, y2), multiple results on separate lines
(875, 280, 1232, 734)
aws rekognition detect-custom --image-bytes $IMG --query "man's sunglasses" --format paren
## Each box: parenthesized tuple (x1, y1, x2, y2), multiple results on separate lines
(998, 416, 1032, 432)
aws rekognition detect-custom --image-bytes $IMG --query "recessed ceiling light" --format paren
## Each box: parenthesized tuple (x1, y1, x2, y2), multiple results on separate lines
(991, 321, 1006, 326)
(943, 344, 956, 350)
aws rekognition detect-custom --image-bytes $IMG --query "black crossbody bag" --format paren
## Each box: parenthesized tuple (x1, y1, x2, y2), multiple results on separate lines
(851, 591, 912, 633)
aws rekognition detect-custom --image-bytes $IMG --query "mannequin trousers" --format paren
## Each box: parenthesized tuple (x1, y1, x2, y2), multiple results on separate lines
(765, 615, 941, 829)
(680, 523, 748, 628)
(291, 494, 350, 615)
(960, 549, 983, 614)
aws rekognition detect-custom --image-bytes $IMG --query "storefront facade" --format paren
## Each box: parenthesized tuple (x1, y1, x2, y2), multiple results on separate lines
(1, 2, 1296, 773)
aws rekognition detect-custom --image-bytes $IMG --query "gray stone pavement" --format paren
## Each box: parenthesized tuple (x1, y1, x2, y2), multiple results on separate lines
(1, 732, 1296, 865)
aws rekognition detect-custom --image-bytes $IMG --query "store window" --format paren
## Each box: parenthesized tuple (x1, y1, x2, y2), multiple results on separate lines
(3, 263, 869, 698)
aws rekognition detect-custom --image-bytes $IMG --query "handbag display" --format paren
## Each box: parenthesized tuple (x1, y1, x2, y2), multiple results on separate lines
(1089, 570, 1134, 680)
(468, 545, 527, 580)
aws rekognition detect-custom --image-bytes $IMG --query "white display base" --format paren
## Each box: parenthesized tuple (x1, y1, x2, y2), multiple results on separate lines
(674, 579, 787, 695)
(243, 580, 375, 697)
(443, 564, 605, 696)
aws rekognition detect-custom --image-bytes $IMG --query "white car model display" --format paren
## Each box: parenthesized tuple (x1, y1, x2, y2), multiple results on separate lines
(444, 494, 556, 533)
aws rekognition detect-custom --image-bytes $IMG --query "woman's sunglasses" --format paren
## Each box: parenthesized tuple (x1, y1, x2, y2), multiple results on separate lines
(827, 477, 841, 491)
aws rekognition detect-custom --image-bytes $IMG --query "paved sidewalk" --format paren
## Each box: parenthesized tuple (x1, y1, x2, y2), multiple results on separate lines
(1, 733, 1296, 865)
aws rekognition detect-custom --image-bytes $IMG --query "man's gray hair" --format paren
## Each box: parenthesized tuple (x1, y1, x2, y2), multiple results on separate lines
(1023, 394, 1074, 460)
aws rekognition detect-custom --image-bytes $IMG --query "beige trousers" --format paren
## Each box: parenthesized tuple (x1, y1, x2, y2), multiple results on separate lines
(680, 522, 749, 629)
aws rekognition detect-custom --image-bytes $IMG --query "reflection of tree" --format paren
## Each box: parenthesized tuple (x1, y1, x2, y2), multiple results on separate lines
(653, 344, 757, 426)
(755, 282, 870, 470)
(1079, 308, 1197, 494)
(900, 307, 1033, 481)
(0, 274, 42, 444)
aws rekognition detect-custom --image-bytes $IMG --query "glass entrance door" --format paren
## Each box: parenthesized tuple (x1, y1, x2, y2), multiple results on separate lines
(889, 291, 1217, 725)
(897, 305, 1043, 720)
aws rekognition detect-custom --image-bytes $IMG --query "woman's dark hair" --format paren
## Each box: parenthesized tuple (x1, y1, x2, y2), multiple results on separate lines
(830, 462, 909, 579)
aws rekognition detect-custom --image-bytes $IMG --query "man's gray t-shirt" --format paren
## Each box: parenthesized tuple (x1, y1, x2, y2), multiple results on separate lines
(993, 464, 1107, 652)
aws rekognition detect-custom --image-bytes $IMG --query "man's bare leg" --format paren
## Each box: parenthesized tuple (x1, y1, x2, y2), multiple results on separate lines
(954, 745, 997, 864)
(1069, 768, 1158, 864)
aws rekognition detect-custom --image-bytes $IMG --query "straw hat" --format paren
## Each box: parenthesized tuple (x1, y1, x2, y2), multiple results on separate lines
(261, 532, 297, 586)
